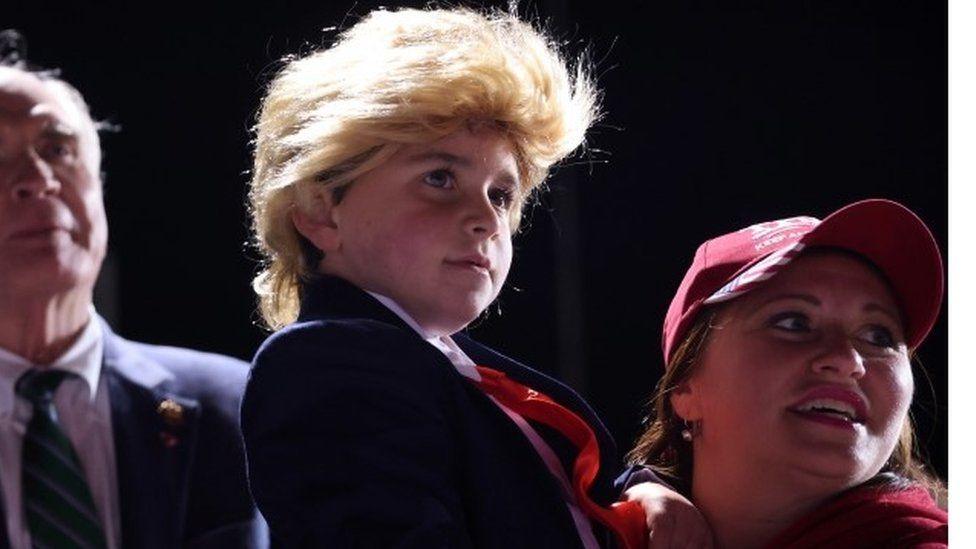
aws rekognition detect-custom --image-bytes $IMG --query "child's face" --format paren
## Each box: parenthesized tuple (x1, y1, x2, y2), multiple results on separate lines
(321, 127, 518, 336)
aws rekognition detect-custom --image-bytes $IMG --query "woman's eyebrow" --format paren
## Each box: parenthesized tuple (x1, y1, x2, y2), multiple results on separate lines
(754, 293, 902, 324)
(755, 293, 820, 308)
(863, 302, 902, 324)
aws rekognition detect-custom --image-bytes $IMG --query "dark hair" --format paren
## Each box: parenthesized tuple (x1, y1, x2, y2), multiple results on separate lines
(0, 29, 28, 68)
(626, 312, 714, 484)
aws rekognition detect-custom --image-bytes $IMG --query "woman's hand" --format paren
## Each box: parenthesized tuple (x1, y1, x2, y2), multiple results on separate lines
(624, 482, 715, 549)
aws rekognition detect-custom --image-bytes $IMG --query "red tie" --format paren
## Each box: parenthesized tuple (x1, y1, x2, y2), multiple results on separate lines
(473, 366, 648, 549)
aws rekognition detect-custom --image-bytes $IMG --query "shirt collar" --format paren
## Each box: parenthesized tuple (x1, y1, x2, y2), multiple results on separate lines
(0, 306, 104, 415)
(366, 291, 481, 381)
(49, 309, 103, 402)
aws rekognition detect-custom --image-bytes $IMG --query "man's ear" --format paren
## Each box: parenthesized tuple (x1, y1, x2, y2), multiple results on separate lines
(670, 380, 702, 422)
(292, 185, 342, 254)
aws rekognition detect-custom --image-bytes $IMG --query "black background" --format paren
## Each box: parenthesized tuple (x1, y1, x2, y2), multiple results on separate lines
(6, 1, 947, 479)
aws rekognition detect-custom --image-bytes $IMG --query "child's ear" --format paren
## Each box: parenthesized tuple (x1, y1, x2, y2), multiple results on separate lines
(669, 380, 702, 422)
(292, 185, 342, 254)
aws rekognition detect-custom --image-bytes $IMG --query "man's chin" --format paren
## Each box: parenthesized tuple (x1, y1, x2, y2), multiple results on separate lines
(1, 260, 99, 300)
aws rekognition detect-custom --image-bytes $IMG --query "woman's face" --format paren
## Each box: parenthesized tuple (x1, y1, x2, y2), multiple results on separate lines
(672, 251, 913, 492)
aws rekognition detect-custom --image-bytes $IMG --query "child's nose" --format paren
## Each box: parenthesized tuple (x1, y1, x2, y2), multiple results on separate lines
(463, 193, 502, 236)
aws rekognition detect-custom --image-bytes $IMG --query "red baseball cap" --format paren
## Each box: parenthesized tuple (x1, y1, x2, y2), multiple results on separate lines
(662, 199, 944, 365)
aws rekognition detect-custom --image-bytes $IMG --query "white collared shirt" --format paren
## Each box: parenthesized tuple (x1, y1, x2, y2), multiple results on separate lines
(366, 291, 601, 549)
(0, 311, 120, 549)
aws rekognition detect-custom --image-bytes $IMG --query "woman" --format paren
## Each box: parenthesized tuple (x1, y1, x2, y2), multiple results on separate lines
(626, 199, 947, 548)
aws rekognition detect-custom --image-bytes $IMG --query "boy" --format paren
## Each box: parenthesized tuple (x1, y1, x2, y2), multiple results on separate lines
(242, 7, 699, 547)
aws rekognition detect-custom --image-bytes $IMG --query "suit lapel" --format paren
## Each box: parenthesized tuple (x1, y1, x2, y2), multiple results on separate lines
(101, 324, 200, 548)
(454, 333, 621, 506)
(0, 477, 9, 549)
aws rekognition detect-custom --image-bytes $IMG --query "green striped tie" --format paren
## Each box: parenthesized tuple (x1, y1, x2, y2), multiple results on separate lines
(17, 369, 107, 549)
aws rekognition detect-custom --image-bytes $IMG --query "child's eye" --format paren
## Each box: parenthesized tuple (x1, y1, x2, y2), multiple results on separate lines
(860, 325, 897, 348)
(488, 186, 515, 210)
(423, 169, 455, 189)
(768, 312, 811, 332)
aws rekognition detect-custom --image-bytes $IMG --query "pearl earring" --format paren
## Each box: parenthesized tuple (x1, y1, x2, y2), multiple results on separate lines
(681, 419, 696, 442)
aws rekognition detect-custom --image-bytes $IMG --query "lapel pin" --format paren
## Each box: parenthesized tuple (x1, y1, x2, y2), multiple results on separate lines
(157, 398, 185, 427)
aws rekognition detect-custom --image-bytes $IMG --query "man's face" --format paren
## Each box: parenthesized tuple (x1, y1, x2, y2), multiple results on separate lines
(0, 67, 107, 303)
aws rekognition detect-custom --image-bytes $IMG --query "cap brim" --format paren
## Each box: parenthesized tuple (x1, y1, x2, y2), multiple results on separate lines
(799, 199, 944, 349)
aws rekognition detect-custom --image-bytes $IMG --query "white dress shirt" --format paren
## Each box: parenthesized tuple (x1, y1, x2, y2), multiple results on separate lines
(0, 312, 121, 549)
(367, 291, 601, 549)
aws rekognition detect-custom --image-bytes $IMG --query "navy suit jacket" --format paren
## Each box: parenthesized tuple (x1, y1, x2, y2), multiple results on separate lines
(242, 276, 620, 548)
(0, 319, 268, 549)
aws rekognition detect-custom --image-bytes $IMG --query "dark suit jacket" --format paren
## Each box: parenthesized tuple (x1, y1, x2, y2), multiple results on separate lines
(241, 276, 620, 548)
(0, 319, 268, 549)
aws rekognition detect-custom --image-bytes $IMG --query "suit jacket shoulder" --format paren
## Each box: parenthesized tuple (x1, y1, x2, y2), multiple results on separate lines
(101, 320, 267, 549)
(244, 303, 473, 546)
(118, 338, 253, 424)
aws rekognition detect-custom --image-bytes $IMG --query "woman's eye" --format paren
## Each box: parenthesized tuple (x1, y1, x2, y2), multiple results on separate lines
(768, 312, 810, 332)
(861, 325, 897, 348)
(488, 186, 515, 210)
(423, 169, 455, 189)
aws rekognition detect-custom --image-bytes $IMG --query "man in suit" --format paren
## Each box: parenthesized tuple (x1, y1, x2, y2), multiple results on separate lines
(0, 43, 267, 547)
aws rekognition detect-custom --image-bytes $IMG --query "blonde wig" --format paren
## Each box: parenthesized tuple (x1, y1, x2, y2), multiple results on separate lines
(249, 6, 600, 329)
